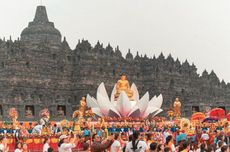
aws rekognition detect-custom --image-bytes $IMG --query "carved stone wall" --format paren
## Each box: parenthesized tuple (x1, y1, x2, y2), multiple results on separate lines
(0, 6, 229, 120)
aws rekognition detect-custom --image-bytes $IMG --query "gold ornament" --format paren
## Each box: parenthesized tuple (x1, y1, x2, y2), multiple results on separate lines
(173, 97, 181, 118)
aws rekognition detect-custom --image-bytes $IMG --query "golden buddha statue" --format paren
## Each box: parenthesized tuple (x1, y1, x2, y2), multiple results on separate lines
(115, 74, 133, 100)
(173, 97, 181, 118)
(79, 97, 86, 117)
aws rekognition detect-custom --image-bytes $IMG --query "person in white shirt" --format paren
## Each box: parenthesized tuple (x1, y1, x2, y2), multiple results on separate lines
(125, 131, 148, 152)
(111, 133, 121, 152)
(0, 143, 4, 152)
(14, 142, 22, 152)
(201, 130, 209, 142)
(58, 134, 77, 152)
(0, 136, 9, 152)
(163, 129, 171, 143)
(43, 137, 50, 152)
(32, 124, 42, 135)
(215, 141, 224, 152)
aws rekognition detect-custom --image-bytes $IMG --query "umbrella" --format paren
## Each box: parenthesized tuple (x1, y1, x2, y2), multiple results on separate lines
(176, 132, 187, 144)
(209, 108, 225, 119)
(191, 112, 205, 121)
(202, 117, 218, 123)
(227, 113, 230, 121)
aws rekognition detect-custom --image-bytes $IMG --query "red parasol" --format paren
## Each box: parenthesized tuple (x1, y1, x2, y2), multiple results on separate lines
(191, 112, 205, 121)
(227, 113, 230, 121)
(209, 108, 225, 119)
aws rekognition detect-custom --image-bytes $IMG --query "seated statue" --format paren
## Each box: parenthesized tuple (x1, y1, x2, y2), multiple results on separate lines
(25, 107, 33, 118)
(115, 74, 133, 100)
(57, 107, 65, 117)
(174, 97, 181, 118)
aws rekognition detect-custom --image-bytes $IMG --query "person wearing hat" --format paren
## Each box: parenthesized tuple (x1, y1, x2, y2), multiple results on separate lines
(58, 134, 78, 152)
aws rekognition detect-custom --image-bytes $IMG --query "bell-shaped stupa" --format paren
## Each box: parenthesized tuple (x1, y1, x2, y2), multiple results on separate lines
(21, 6, 61, 44)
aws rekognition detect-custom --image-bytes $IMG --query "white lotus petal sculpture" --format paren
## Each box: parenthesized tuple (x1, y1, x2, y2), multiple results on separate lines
(131, 83, 139, 101)
(86, 82, 163, 118)
(86, 94, 98, 108)
(116, 91, 132, 117)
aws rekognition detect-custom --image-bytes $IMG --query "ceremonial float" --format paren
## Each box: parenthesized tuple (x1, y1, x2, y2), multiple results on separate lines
(86, 74, 163, 119)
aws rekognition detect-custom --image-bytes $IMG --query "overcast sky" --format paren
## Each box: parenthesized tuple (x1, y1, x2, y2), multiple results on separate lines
(1, 0, 230, 82)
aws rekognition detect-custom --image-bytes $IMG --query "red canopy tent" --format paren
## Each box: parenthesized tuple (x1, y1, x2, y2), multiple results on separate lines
(191, 112, 205, 121)
(227, 112, 230, 121)
(209, 108, 225, 119)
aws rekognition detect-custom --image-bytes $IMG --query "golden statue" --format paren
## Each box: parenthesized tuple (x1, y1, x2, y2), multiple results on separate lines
(115, 74, 133, 100)
(8, 108, 18, 129)
(173, 97, 181, 118)
(79, 97, 86, 117)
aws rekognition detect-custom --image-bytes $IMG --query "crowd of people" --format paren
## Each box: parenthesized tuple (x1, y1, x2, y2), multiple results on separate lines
(0, 118, 228, 152)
